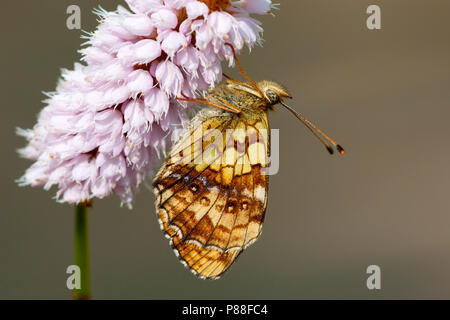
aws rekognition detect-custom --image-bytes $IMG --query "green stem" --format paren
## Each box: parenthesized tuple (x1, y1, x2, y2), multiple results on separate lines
(73, 204, 91, 300)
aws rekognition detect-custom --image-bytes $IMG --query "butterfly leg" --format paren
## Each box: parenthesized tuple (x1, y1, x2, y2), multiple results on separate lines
(222, 72, 232, 80)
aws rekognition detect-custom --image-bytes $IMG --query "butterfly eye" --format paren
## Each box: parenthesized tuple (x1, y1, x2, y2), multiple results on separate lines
(265, 90, 279, 104)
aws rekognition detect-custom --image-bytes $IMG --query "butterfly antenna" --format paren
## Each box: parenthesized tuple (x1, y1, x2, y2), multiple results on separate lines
(225, 43, 264, 98)
(280, 102, 345, 155)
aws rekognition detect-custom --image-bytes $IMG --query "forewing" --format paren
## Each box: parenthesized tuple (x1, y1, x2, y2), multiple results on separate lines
(153, 110, 270, 279)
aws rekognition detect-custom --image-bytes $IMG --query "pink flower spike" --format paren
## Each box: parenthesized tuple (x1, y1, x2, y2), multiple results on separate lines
(125, 0, 163, 14)
(127, 69, 154, 98)
(161, 31, 188, 59)
(186, 1, 209, 20)
(164, 0, 194, 10)
(239, 0, 277, 15)
(72, 155, 96, 182)
(155, 60, 184, 96)
(144, 88, 170, 121)
(122, 14, 155, 37)
(18, 0, 274, 206)
(207, 12, 233, 38)
(121, 99, 149, 135)
(175, 46, 200, 77)
(117, 39, 161, 67)
(150, 8, 178, 30)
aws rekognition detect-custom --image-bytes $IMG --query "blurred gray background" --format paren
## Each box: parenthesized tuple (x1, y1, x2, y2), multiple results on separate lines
(1, 0, 450, 299)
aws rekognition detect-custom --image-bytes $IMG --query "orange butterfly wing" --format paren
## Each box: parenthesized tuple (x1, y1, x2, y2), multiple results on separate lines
(153, 108, 270, 279)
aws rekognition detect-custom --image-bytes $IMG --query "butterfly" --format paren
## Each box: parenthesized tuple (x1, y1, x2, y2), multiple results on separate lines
(152, 47, 344, 280)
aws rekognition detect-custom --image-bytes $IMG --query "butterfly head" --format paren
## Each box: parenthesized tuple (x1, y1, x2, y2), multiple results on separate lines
(257, 80, 292, 105)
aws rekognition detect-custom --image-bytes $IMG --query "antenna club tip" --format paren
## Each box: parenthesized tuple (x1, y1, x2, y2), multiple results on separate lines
(337, 145, 345, 155)
(326, 146, 334, 155)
